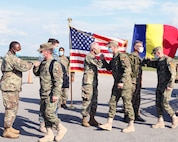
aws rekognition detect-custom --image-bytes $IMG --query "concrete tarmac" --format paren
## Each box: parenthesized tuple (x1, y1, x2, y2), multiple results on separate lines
(0, 70, 178, 142)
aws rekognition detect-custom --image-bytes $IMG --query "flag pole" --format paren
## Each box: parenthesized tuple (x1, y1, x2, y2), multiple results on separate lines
(67, 17, 75, 109)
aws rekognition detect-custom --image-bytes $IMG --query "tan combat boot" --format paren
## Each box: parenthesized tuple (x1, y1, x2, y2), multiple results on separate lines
(10, 127, 20, 134)
(38, 128, 54, 142)
(39, 122, 47, 133)
(122, 120, 135, 133)
(89, 115, 100, 126)
(152, 117, 165, 128)
(2, 128, 19, 139)
(172, 114, 178, 128)
(99, 118, 113, 131)
(54, 123, 67, 142)
(82, 116, 90, 127)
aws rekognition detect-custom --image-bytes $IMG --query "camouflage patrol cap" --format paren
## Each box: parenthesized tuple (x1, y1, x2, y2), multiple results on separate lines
(37, 42, 53, 52)
(151, 46, 162, 54)
(107, 41, 118, 47)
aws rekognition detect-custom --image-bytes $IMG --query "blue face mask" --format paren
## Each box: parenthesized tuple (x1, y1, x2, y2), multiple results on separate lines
(53, 47, 59, 56)
(59, 51, 64, 56)
(108, 48, 113, 53)
(15, 51, 21, 57)
(154, 55, 159, 60)
(38, 53, 44, 61)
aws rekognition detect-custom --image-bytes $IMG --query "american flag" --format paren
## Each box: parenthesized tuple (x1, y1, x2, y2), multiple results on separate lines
(69, 26, 128, 74)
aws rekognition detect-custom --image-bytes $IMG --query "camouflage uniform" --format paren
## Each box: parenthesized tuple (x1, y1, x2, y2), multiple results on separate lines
(59, 55, 69, 103)
(130, 51, 143, 118)
(38, 53, 61, 123)
(102, 51, 134, 120)
(81, 52, 103, 117)
(33, 57, 63, 128)
(144, 55, 176, 118)
(0, 51, 33, 128)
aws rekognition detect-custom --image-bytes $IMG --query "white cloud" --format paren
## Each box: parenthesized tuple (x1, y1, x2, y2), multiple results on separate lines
(91, 0, 157, 12)
(0, 1, 178, 57)
(0, 10, 28, 37)
(161, 2, 178, 19)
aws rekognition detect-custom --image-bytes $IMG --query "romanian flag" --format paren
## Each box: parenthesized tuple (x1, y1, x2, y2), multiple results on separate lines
(131, 24, 178, 58)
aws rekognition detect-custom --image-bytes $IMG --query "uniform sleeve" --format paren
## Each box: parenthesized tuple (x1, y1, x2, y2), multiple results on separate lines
(33, 64, 40, 76)
(52, 62, 63, 97)
(167, 58, 176, 88)
(101, 59, 112, 71)
(120, 53, 132, 88)
(13, 57, 33, 72)
(142, 58, 158, 68)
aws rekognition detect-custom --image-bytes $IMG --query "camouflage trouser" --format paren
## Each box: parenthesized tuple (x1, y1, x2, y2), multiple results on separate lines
(132, 82, 141, 117)
(2, 91, 19, 128)
(156, 87, 175, 118)
(81, 84, 98, 117)
(109, 85, 134, 121)
(132, 73, 142, 117)
(108, 87, 122, 118)
(60, 88, 69, 103)
(40, 97, 60, 128)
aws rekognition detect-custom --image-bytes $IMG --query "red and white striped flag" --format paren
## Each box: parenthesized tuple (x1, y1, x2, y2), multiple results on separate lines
(69, 26, 128, 74)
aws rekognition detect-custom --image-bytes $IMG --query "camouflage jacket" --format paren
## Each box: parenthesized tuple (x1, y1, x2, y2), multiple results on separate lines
(82, 52, 103, 86)
(102, 51, 132, 89)
(144, 55, 176, 89)
(59, 56, 69, 75)
(0, 51, 33, 92)
(33, 57, 63, 99)
(130, 51, 142, 84)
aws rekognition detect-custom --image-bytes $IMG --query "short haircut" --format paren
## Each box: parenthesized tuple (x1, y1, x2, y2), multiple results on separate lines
(48, 38, 59, 45)
(9, 41, 20, 50)
(134, 40, 143, 46)
(90, 42, 99, 51)
(59, 47, 64, 51)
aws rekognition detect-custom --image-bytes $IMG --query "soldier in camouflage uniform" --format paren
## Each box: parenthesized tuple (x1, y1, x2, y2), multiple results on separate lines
(124, 40, 145, 122)
(33, 43, 67, 142)
(81, 42, 103, 127)
(38, 38, 62, 133)
(143, 46, 178, 129)
(99, 41, 135, 133)
(59, 47, 75, 109)
(0, 41, 33, 139)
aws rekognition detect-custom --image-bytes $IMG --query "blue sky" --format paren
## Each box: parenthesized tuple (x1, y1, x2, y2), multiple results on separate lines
(0, 0, 178, 57)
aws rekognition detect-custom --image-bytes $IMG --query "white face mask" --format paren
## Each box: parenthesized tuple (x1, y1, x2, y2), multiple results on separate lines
(59, 51, 64, 56)
(138, 47, 144, 53)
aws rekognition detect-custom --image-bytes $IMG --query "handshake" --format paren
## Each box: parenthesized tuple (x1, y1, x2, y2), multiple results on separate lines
(99, 54, 105, 60)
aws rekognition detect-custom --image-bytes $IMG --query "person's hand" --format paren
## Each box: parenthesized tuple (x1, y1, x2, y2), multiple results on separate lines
(100, 54, 105, 60)
(117, 83, 124, 89)
(34, 61, 40, 67)
(167, 87, 172, 90)
(145, 56, 152, 60)
(52, 96, 58, 102)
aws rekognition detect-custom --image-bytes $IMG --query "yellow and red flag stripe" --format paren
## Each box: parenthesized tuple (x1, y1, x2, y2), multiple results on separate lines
(131, 24, 178, 58)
